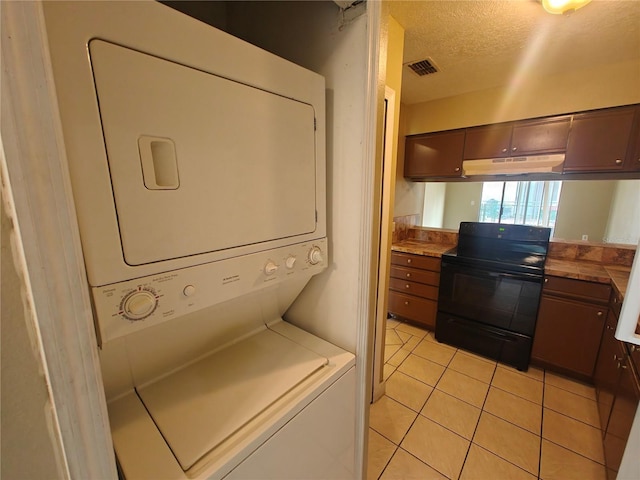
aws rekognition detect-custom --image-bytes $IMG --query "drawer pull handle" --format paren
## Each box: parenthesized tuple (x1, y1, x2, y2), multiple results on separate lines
(405, 284, 410, 289)
(597, 311, 603, 317)
(544, 278, 548, 283)
(407, 259, 412, 264)
(406, 273, 411, 278)
(404, 301, 409, 305)
(615, 159, 623, 165)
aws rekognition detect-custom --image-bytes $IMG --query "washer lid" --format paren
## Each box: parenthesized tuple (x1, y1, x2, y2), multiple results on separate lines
(136, 328, 328, 470)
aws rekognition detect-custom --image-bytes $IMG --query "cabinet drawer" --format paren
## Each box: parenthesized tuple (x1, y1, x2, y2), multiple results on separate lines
(390, 266, 440, 286)
(543, 276, 611, 303)
(389, 277, 438, 300)
(391, 252, 441, 272)
(388, 291, 437, 328)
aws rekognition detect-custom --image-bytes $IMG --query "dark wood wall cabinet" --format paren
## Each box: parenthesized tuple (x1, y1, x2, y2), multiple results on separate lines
(404, 103, 640, 180)
(404, 130, 465, 178)
(388, 252, 440, 329)
(463, 117, 570, 160)
(530, 275, 611, 379)
(594, 290, 640, 479)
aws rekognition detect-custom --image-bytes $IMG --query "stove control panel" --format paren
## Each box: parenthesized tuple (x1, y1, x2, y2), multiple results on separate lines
(92, 238, 327, 345)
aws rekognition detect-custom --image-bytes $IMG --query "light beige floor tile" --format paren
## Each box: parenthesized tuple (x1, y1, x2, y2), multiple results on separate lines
(449, 351, 496, 384)
(369, 395, 418, 445)
(456, 348, 498, 366)
(500, 363, 545, 382)
(386, 329, 404, 346)
(545, 372, 597, 400)
(396, 323, 428, 339)
(386, 371, 434, 412)
(383, 363, 396, 381)
(542, 408, 605, 464)
(380, 448, 448, 480)
(473, 412, 541, 475)
(483, 386, 542, 434)
(460, 444, 537, 480)
(402, 336, 421, 352)
(412, 338, 456, 366)
(423, 331, 439, 343)
(401, 415, 470, 480)
(492, 366, 543, 404)
(436, 369, 489, 408)
(386, 318, 401, 329)
(421, 389, 481, 440)
(384, 344, 402, 363)
(397, 354, 445, 387)
(396, 329, 413, 345)
(367, 429, 397, 480)
(540, 439, 607, 480)
(544, 384, 600, 427)
(387, 346, 411, 367)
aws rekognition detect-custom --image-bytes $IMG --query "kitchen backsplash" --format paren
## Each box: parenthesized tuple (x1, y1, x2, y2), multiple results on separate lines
(393, 217, 636, 267)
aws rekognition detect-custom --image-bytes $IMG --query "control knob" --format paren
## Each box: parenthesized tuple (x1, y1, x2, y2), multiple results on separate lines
(121, 289, 157, 321)
(308, 246, 324, 265)
(264, 260, 279, 275)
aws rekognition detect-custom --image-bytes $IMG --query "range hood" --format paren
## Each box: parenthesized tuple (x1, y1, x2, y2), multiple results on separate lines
(462, 154, 565, 176)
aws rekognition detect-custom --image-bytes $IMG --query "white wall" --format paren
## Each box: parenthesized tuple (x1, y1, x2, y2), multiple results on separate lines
(554, 181, 616, 242)
(605, 180, 640, 245)
(422, 183, 446, 227)
(443, 182, 483, 230)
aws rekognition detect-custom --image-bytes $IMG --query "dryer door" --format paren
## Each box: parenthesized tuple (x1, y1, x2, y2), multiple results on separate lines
(89, 40, 317, 266)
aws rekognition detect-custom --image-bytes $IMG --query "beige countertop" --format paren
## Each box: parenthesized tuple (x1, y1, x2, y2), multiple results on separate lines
(391, 240, 455, 258)
(392, 240, 631, 298)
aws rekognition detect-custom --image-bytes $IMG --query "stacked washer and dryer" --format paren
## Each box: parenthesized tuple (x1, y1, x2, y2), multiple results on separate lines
(43, 2, 356, 479)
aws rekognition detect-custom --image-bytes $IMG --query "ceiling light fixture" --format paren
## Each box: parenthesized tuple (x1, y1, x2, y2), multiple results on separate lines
(541, 0, 591, 14)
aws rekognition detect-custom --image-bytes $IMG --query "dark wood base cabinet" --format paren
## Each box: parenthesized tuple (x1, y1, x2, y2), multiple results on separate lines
(531, 276, 610, 380)
(388, 252, 440, 329)
(594, 291, 640, 479)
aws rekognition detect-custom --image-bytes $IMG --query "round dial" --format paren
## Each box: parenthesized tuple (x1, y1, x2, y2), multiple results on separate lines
(308, 246, 323, 265)
(264, 260, 279, 275)
(121, 289, 157, 321)
(285, 256, 297, 269)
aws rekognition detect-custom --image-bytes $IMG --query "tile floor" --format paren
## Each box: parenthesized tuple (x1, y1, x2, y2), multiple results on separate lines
(368, 318, 607, 480)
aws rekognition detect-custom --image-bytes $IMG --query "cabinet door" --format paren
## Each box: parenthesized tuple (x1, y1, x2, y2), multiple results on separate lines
(404, 130, 465, 178)
(511, 117, 570, 156)
(594, 310, 622, 435)
(603, 346, 640, 475)
(463, 124, 512, 159)
(625, 105, 640, 171)
(564, 106, 636, 172)
(531, 295, 607, 377)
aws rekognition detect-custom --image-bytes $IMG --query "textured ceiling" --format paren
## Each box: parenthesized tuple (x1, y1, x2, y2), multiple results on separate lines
(387, 0, 640, 104)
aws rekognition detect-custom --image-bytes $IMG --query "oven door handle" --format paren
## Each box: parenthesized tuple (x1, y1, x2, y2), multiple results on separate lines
(479, 270, 542, 283)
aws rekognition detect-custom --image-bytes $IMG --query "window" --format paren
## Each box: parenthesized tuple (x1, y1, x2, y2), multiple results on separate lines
(479, 181, 562, 232)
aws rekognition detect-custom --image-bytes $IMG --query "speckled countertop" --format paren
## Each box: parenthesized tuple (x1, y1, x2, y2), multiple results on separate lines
(391, 240, 455, 258)
(545, 259, 631, 298)
(392, 240, 631, 298)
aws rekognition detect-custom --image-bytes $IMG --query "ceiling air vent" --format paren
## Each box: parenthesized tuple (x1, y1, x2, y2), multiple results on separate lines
(407, 58, 439, 77)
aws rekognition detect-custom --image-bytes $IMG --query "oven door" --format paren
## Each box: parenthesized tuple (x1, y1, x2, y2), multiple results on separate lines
(437, 257, 543, 336)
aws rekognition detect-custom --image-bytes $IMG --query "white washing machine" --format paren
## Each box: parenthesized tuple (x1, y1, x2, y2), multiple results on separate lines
(42, 2, 356, 478)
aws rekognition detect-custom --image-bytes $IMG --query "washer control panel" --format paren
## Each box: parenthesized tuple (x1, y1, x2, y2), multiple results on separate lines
(92, 239, 327, 344)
